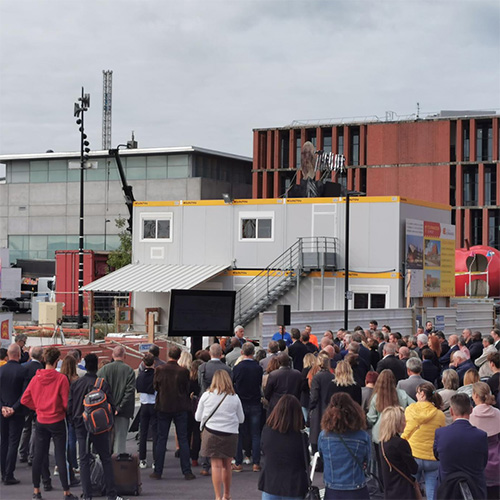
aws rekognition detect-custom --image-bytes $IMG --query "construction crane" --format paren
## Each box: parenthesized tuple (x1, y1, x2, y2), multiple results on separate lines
(102, 70, 113, 150)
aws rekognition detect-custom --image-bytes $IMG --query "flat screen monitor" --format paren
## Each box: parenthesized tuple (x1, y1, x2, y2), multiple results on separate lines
(168, 289, 236, 337)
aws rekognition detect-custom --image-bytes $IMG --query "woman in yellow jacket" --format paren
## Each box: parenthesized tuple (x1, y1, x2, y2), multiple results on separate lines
(402, 382, 445, 500)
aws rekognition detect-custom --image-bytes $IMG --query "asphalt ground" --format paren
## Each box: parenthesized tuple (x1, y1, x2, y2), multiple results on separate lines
(0, 428, 325, 500)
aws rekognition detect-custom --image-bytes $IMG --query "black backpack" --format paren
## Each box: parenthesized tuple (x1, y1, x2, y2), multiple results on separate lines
(83, 378, 114, 435)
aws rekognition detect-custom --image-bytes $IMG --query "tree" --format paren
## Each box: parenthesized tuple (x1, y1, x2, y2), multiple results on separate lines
(107, 217, 132, 270)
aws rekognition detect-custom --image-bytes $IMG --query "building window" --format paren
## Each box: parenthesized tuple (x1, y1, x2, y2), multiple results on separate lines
(488, 210, 500, 248)
(485, 165, 497, 206)
(337, 128, 344, 155)
(141, 213, 172, 241)
(350, 127, 360, 166)
(239, 212, 274, 241)
(462, 121, 470, 161)
(476, 120, 493, 162)
(463, 165, 478, 206)
(353, 292, 386, 309)
(280, 131, 289, 168)
(322, 129, 332, 154)
(306, 129, 317, 147)
(295, 134, 302, 168)
(470, 209, 482, 246)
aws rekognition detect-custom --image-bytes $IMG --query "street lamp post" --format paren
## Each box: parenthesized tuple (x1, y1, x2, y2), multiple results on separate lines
(74, 88, 91, 329)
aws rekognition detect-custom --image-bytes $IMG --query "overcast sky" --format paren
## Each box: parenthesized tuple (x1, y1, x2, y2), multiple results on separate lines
(0, 0, 499, 158)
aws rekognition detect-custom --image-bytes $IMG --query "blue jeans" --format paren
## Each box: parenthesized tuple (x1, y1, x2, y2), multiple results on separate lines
(155, 411, 191, 475)
(262, 492, 303, 500)
(236, 403, 262, 466)
(415, 458, 438, 500)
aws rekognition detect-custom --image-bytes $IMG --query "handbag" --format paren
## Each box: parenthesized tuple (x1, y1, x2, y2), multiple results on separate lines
(301, 432, 320, 500)
(200, 393, 228, 432)
(381, 442, 422, 500)
(338, 434, 384, 494)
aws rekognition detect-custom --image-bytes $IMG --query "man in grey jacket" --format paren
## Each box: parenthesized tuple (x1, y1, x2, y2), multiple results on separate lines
(397, 357, 425, 400)
(97, 346, 136, 454)
(198, 344, 231, 393)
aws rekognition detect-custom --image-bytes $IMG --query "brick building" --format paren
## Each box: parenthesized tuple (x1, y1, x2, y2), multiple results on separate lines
(252, 111, 499, 249)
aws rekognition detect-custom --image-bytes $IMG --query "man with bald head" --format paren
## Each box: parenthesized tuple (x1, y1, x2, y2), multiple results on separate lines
(0, 343, 26, 484)
(97, 345, 136, 453)
(439, 334, 460, 367)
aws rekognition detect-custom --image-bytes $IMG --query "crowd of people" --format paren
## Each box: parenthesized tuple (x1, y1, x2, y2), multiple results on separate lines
(0, 322, 499, 500)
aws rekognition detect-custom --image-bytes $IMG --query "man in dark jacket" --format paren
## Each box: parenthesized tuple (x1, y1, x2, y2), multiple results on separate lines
(0, 343, 26, 485)
(151, 346, 195, 481)
(264, 353, 302, 414)
(439, 334, 459, 367)
(376, 343, 407, 382)
(468, 331, 483, 362)
(68, 353, 119, 500)
(451, 350, 475, 385)
(433, 393, 488, 499)
(288, 329, 308, 372)
(232, 342, 263, 472)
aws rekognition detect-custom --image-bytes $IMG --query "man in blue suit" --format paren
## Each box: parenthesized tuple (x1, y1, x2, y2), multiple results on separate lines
(438, 334, 459, 367)
(433, 393, 488, 499)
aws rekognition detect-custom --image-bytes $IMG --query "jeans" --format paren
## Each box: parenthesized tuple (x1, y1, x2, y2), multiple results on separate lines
(236, 403, 262, 466)
(75, 424, 116, 499)
(33, 420, 69, 490)
(67, 422, 78, 470)
(139, 404, 157, 461)
(0, 413, 24, 480)
(19, 410, 35, 461)
(154, 411, 191, 476)
(415, 458, 439, 500)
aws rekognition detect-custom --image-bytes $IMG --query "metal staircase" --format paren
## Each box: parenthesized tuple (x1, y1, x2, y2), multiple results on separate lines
(234, 237, 337, 327)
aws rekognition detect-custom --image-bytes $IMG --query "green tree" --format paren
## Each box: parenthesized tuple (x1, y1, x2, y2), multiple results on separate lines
(107, 217, 132, 270)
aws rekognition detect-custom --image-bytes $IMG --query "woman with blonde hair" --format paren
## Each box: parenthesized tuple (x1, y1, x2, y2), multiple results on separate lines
(470, 382, 500, 499)
(326, 360, 362, 405)
(195, 370, 244, 500)
(437, 369, 459, 425)
(457, 368, 480, 398)
(367, 369, 414, 477)
(300, 352, 317, 422)
(379, 407, 418, 499)
(178, 350, 192, 371)
(402, 382, 445, 500)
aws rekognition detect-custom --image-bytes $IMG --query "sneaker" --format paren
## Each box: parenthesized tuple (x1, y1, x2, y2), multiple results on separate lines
(149, 472, 162, 480)
(53, 466, 59, 476)
(191, 460, 199, 467)
(231, 464, 243, 472)
(139, 460, 147, 469)
(200, 469, 210, 476)
(63, 494, 79, 500)
(184, 472, 196, 480)
(3, 477, 20, 485)
(243, 456, 251, 465)
(32, 493, 42, 500)
(252, 464, 261, 472)
(43, 481, 53, 492)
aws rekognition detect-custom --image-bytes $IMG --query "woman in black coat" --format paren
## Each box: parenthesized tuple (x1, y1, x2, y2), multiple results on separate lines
(258, 395, 309, 500)
(308, 353, 335, 453)
(326, 360, 362, 406)
(379, 406, 419, 499)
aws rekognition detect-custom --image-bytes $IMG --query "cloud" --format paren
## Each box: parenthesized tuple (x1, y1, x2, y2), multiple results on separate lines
(0, 0, 499, 157)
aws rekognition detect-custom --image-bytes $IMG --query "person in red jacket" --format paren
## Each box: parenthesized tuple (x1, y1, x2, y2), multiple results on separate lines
(21, 346, 78, 500)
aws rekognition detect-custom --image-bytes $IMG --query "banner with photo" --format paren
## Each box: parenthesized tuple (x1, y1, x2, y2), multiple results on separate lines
(405, 219, 455, 297)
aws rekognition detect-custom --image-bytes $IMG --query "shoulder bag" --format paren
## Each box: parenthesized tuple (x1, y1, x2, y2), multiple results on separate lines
(381, 441, 422, 500)
(200, 393, 228, 432)
(338, 434, 384, 495)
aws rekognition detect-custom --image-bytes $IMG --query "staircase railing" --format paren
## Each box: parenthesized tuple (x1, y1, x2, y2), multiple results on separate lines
(234, 236, 337, 327)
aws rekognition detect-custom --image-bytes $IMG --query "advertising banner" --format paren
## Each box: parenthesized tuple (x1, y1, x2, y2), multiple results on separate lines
(0, 313, 13, 349)
(406, 219, 455, 297)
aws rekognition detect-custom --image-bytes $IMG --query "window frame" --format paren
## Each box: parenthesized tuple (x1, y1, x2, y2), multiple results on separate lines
(140, 212, 173, 242)
(238, 211, 274, 242)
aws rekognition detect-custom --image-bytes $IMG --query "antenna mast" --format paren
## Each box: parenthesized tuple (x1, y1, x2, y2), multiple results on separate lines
(102, 70, 113, 150)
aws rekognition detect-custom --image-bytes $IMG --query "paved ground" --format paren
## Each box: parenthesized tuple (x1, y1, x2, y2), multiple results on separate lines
(1, 429, 324, 500)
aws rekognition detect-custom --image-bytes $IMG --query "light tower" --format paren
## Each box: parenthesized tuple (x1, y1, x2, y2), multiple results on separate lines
(102, 70, 113, 150)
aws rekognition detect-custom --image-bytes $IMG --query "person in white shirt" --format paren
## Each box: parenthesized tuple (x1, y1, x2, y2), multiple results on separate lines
(195, 370, 244, 500)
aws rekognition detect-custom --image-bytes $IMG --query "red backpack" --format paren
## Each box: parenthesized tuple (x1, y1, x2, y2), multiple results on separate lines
(82, 378, 114, 435)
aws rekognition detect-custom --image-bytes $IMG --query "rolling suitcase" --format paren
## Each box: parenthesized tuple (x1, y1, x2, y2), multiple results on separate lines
(111, 452, 142, 496)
